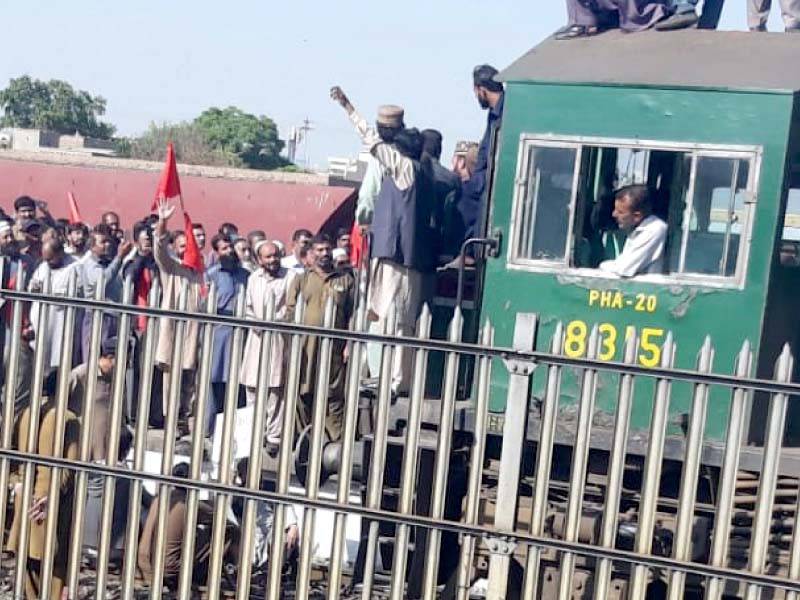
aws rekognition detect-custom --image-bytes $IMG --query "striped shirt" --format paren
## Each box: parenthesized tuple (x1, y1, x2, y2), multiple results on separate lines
(349, 110, 415, 191)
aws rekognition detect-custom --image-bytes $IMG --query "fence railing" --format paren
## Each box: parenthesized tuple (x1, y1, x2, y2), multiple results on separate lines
(1, 264, 800, 600)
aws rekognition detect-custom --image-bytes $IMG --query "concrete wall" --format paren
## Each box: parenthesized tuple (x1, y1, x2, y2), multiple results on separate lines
(0, 150, 356, 245)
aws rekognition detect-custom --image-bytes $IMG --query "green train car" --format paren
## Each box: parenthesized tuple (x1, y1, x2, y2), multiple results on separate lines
(475, 31, 800, 444)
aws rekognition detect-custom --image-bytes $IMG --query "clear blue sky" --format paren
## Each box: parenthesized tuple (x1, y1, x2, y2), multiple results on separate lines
(0, 1, 780, 170)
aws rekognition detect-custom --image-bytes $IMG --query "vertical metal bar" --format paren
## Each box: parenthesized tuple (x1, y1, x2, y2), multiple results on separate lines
(176, 285, 219, 600)
(486, 313, 537, 600)
(360, 308, 398, 600)
(719, 160, 740, 276)
(266, 295, 305, 600)
(234, 293, 275, 600)
(295, 297, 335, 600)
(66, 273, 107, 599)
(94, 276, 134, 599)
(744, 344, 794, 600)
(667, 336, 714, 600)
(327, 299, 369, 600)
(557, 326, 601, 600)
(120, 279, 161, 600)
(149, 282, 189, 600)
(422, 308, 465, 600)
(629, 333, 677, 600)
(678, 154, 699, 274)
(454, 321, 495, 600)
(0, 262, 25, 550)
(39, 271, 78, 599)
(593, 332, 638, 600)
(706, 341, 753, 600)
(389, 305, 434, 600)
(206, 286, 247, 600)
(522, 322, 565, 600)
(13, 273, 51, 600)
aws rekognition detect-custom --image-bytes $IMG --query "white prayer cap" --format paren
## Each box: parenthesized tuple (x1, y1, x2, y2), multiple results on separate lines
(332, 248, 347, 261)
(0, 220, 11, 235)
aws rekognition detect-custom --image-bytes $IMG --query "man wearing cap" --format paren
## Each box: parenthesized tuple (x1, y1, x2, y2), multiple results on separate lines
(352, 105, 406, 228)
(452, 65, 505, 248)
(330, 87, 436, 395)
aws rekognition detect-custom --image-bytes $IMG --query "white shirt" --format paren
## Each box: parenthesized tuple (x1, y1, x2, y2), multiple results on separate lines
(280, 254, 305, 274)
(599, 215, 667, 277)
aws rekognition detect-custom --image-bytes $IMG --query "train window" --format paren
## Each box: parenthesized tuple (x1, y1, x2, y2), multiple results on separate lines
(779, 189, 800, 267)
(512, 145, 578, 262)
(671, 156, 750, 277)
(509, 136, 759, 285)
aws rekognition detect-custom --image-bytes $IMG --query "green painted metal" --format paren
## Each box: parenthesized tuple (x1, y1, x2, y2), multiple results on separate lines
(482, 82, 795, 440)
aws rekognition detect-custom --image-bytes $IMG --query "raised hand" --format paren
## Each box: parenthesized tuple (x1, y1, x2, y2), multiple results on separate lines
(330, 86, 353, 113)
(156, 196, 176, 222)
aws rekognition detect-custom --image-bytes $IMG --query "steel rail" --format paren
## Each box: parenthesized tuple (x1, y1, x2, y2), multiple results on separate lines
(1, 447, 800, 593)
(5, 289, 800, 396)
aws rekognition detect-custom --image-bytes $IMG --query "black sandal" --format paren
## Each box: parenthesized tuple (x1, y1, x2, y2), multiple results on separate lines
(554, 24, 599, 40)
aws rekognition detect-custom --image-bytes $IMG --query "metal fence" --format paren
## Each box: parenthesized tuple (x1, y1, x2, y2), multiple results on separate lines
(1, 265, 800, 599)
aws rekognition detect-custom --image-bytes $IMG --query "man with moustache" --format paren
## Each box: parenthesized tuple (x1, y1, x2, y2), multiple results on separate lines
(241, 240, 289, 455)
(205, 233, 250, 434)
(286, 234, 355, 440)
(80, 230, 133, 362)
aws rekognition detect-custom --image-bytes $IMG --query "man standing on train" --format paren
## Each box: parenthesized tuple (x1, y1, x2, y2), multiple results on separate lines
(453, 65, 505, 248)
(598, 185, 667, 277)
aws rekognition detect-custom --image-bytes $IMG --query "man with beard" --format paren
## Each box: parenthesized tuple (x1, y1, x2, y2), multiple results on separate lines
(0, 220, 36, 417)
(65, 223, 89, 259)
(80, 230, 133, 362)
(286, 234, 355, 440)
(28, 239, 83, 375)
(153, 199, 204, 438)
(123, 223, 161, 422)
(240, 241, 289, 455)
(331, 87, 436, 396)
(205, 234, 250, 434)
(452, 65, 504, 247)
(351, 106, 405, 229)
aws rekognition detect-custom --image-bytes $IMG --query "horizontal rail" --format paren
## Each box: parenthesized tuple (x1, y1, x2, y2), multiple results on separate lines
(3, 289, 800, 397)
(1, 446, 799, 594)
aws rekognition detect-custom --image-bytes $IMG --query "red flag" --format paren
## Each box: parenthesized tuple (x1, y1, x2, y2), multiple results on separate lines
(182, 211, 206, 296)
(67, 192, 82, 224)
(152, 142, 182, 211)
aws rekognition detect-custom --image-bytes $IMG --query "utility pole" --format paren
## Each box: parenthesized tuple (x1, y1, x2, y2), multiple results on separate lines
(298, 117, 314, 170)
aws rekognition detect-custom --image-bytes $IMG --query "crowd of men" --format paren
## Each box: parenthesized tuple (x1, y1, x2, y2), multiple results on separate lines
(557, 0, 799, 38)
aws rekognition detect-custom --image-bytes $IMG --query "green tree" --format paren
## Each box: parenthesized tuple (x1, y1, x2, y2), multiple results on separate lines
(118, 121, 237, 167)
(0, 75, 115, 139)
(194, 106, 289, 170)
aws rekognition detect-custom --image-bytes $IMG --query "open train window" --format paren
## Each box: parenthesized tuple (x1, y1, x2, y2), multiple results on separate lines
(508, 135, 760, 287)
(778, 153, 800, 267)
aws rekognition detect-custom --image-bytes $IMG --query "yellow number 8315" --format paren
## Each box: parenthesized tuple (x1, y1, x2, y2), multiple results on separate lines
(564, 320, 664, 367)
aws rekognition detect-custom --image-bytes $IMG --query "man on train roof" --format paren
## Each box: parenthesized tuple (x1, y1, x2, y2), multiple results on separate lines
(599, 184, 667, 277)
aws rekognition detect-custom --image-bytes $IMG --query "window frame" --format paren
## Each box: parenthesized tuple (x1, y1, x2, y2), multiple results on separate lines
(506, 133, 763, 289)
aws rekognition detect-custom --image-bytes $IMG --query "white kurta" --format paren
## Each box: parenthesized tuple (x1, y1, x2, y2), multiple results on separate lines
(29, 257, 83, 369)
(599, 215, 668, 277)
(240, 268, 289, 390)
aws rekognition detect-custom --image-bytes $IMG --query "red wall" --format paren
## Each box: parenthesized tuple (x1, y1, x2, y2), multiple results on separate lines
(0, 158, 356, 245)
